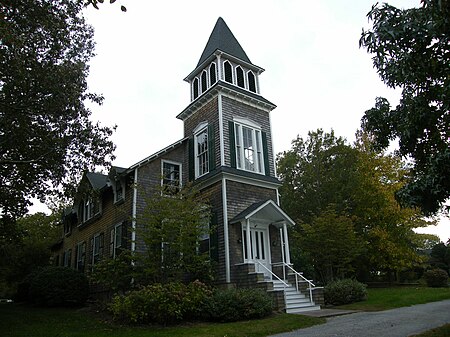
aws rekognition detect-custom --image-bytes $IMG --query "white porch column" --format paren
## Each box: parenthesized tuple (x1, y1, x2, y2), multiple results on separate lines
(245, 219, 251, 262)
(283, 222, 291, 264)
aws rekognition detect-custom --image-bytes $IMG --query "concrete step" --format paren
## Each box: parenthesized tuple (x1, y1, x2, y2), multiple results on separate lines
(286, 305, 321, 314)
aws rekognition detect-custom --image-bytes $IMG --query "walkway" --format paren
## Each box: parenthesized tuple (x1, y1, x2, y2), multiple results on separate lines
(270, 299, 450, 337)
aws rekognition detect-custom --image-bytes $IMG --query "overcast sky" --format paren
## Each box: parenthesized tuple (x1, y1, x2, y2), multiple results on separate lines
(56, 0, 448, 241)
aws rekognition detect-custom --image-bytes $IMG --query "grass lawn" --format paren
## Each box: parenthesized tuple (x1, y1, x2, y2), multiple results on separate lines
(0, 303, 325, 337)
(410, 324, 450, 337)
(336, 286, 450, 311)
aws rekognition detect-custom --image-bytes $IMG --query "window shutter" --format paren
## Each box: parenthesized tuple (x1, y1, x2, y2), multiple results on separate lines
(262, 132, 270, 176)
(122, 222, 128, 247)
(90, 237, 94, 266)
(210, 212, 219, 262)
(208, 124, 216, 171)
(228, 121, 236, 168)
(188, 136, 194, 181)
(110, 228, 115, 257)
(99, 233, 104, 258)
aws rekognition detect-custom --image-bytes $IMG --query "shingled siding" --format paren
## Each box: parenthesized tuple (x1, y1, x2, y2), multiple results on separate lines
(199, 181, 227, 284)
(183, 97, 221, 170)
(54, 177, 134, 272)
(226, 180, 278, 271)
(134, 143, 188, 254)
(221, 96, 275, 177)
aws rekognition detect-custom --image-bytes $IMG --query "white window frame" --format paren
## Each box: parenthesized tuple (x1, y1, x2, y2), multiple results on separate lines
(246, 70, 258, 93)
(194, 122, 209, 178)
(233, 118, 265, 174)
(63, 249, 72, 267)
(113, 179, 125, 203)
(92, 233, 102, 265)
(110, 223, 123, 259)
(76, 241, 86, 271)
(235, 65, 246, 89)
(223, 60, 234, 84)
(161, 160, 182, 194)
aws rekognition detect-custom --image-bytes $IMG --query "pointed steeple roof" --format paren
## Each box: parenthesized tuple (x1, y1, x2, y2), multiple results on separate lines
(197, 17, 252, 67)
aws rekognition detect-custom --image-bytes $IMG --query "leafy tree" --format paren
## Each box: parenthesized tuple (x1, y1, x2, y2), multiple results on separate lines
(0, 0, 116, 225)
(138, 185, 213, 284)
(299, 207, 362, 283)
(429, 240, 450, 273)
(277, 129, 434, 282)
(359, 0, 449, 215)
(0, 212, 60, 297)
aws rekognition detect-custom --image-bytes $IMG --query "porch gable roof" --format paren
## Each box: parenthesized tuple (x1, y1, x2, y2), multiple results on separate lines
(230, 199, 295, 226)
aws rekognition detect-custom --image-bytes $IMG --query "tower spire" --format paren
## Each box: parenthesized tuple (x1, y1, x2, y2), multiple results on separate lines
(197, 17, 252, 67)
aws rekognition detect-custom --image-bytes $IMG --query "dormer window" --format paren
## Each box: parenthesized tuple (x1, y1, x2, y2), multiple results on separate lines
(224, 61, 233, 83)
(78, 196, 101, 224)
(114, 179, 124, 203)
(209, 63, 217, 85)
(236, 66, 245, 88)
(247, 71, 256, 93)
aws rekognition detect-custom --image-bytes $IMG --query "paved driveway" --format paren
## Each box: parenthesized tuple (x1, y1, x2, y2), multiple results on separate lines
(270, 299, 450, 337)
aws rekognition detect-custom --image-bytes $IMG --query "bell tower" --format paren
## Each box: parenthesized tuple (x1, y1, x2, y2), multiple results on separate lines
(178, 18, 291, 285)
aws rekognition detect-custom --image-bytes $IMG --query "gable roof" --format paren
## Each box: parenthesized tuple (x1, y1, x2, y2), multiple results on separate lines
(230, 199, 295, 226)
(197, 17, 252, 67)
(85, 172, 108, 190)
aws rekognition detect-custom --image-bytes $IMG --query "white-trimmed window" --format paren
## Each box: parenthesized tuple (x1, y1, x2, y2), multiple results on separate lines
(193, 78, 199, 100)
(224, 60, 233, 83)
(236, 66, 245, 88)
(247, 70, 257, 93)
(195, 125, 209, 178)
(110, 223, 123, 259)
(91, 233, 104, 265)
(209, 62, 217, 85)
(114, 179, 124, 203)
(80, 197, 100, 223)
(161, 160, 182, 194)
(234, 119, 264, 174)
(76, 242, 86, 271)
(63, 249, 72, 267)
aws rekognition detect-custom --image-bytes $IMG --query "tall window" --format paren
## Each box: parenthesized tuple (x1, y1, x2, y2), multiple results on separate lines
(236, 66, 245, 88)
(234, 122, 264, 174)
(63, 249, 72, 267)
(247, 71, 256, 92)
(162, 160, 181, 194)
(201, 70, 208, 93)
(193, 78, 199, 99)
(114, 180, 124, 203)
(209, 63, 217, 85)
(91, 233, 104, 265)
(76, 242, 86, 271)
(195, 127, 209, 177)
(110, 224, 123, 258)
(80, 197, 100, 223)
(224, 61, 233, 83)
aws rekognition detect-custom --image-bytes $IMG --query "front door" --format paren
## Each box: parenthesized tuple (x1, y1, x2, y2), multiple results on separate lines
(243, 227, 271, 279)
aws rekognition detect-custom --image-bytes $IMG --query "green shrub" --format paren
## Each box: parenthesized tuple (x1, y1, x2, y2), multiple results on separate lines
(324, 279, 367, 305)
(205, 288, 273, 322)
(424, 269, 449, 288)
(109, 281, 211, 325)
(28, 266, 89, 307)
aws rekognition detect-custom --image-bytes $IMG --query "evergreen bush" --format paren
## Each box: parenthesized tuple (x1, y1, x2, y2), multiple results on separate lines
(109, 281, 211, 325)
(424, 269, 449, 288)
(28, 266, 89, 307)
(205, 288, 273, 322)
(324, 279, 367, 305)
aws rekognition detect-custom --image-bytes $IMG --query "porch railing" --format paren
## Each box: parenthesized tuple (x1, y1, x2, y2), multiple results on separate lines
(255, 260, 289, 288)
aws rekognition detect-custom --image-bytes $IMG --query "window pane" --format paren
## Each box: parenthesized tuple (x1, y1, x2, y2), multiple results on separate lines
(196, 129, 209, 177)
(193, 78, 199, 99)
(236, 66, 244, 88)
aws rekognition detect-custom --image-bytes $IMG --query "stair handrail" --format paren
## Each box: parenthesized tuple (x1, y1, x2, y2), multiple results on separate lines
(283, 263, 316, 304)
(255, 260, 288, 288)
